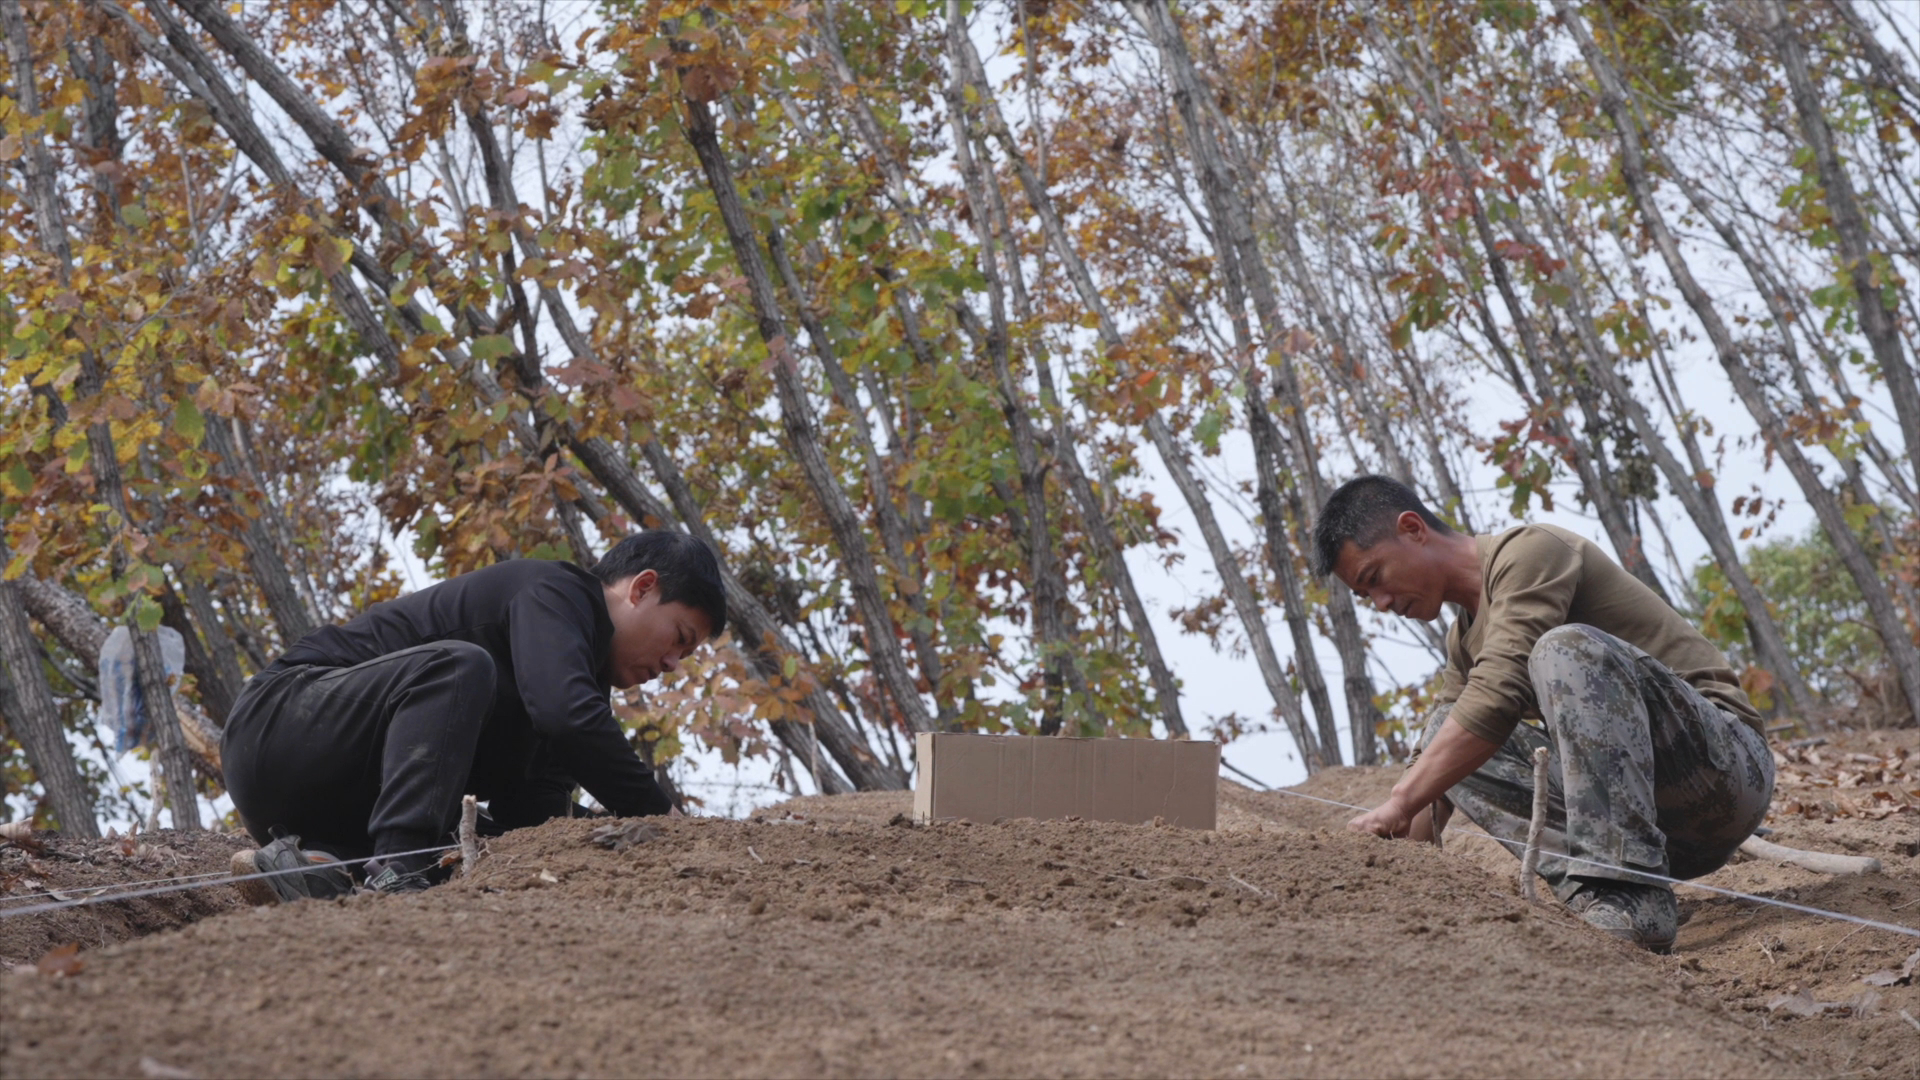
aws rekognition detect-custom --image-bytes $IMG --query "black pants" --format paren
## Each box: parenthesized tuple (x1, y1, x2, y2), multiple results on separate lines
(223, 643, 496, 859)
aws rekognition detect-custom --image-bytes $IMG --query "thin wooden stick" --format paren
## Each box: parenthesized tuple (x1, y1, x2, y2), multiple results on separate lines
(459, 794, 479, 879)
(1739, 835, 1882, 875)
(1520, 746, 1549, 901)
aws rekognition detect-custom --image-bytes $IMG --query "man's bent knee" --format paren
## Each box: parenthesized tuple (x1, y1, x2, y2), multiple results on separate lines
(1529, 624, 1610, 668)
(418, 640, 496, 694)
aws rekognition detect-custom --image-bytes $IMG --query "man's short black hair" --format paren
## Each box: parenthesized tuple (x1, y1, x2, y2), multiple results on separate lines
(590, 530, 728, 638)
(1310, 475, 1455, 578)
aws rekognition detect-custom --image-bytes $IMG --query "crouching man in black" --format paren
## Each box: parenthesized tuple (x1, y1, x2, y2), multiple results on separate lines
(223, 530, 724, 898)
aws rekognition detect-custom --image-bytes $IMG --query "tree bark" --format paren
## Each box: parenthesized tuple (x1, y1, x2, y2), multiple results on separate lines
(1763, 0, 1920, 491)
(981, 151, 1190, 739)
(0, 576, 99, 837)
(4, 0, 198, 828)
(1364, 8, 1670, 606)
(1515, 199, 1815, 713)
(677, 84, 936, 738)
(1557, 0, 1920, 725)
(949, 5, 1321, 767)
(19, 577, 109, 661)
(762, 229, 961, 730)
(941, 59, 1087, 736)
(1133, 0, 1377, 762)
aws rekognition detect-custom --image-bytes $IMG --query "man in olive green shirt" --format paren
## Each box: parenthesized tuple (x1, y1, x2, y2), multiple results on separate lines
(1313, 476, 1774, 952)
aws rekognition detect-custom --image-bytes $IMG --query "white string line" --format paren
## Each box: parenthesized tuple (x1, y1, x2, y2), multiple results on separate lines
(1258, 786, 1920, 940)
(0, 844, 457, 921)
(0, 868, 237, 907)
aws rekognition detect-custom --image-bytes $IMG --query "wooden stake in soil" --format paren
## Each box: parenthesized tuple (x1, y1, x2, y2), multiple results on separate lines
(459, 794, 479, 879)
(1520, 746, 1550, 901)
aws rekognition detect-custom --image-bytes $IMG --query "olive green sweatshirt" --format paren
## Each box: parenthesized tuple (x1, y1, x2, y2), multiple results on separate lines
(1435, 524, 1762, 744)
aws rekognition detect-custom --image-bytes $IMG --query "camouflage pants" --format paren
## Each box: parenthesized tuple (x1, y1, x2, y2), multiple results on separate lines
(1418, 624, 1774, 900)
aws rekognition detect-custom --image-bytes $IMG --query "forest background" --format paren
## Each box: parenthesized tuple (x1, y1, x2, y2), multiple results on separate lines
(0, 0, 1916, 835)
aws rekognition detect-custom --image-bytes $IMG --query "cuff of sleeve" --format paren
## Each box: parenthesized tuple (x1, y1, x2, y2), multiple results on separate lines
(1447, 704, 1517, 746)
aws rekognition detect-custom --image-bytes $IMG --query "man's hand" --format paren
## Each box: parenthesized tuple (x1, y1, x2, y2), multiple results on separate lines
(1348, 795, 1416, 838)
(1348, 717, 1500, 842)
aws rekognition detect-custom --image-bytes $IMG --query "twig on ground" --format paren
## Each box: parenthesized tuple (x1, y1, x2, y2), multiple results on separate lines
(1520, 747, 1549, 901)
(1739, 835, 1881, 875)
(458, 795, 479, 879)
(747, 846, 764, 864)
(1229, 872, 1273, 899)
(1900, 1009, 1920, 1034)
(1819, 924, 1866, 970)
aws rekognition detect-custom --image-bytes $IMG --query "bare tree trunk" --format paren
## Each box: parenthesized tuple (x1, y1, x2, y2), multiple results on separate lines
(19, 578, 108, 660)
(0, 574, 98, 837)
(677, 87, 936, 738)
(4, 0, 198, 828)
(156, 585, 235, 724)
(1516, 199, 1816, 713)
(942, 65, 1086, 736)
(1763, 0, 1920, 489)
(180, 577, 249, 700)
(1363, 9, 1670, 607)
(1557, 0, 1920, 725)
(1133, 0, 1377, 762)
(948, 4, 1321, 768)
(762, 230, 961, 730)
(201, 419, 317, 645)
(984, 166, 1189, 739)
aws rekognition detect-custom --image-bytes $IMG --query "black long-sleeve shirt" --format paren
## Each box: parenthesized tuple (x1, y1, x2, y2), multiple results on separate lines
(273, 559, 668, 821)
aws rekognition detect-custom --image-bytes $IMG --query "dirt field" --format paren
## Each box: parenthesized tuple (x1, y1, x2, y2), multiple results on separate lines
(2, 731, 1918, 1079)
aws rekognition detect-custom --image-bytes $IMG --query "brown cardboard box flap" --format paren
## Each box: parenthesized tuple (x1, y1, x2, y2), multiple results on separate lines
(913, 734, 1218, 829)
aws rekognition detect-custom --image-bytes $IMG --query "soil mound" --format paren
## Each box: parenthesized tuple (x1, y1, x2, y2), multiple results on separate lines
(5, 809, 1808, 1079)
(5, 733, 1920, 1078)
(0, 829, 251, 969)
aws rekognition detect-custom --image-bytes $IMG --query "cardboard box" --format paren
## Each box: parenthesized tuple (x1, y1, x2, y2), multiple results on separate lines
(913, 733, 1218, 829)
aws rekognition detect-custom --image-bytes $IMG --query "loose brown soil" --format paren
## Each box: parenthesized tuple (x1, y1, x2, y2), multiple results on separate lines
(2, 734, 1918, 1079)
(0, 829, 253, 970)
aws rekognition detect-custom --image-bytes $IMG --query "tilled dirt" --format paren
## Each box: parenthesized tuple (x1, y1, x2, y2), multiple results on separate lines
(1, 738, 1917, 1078)
(0, 829, 253, 969)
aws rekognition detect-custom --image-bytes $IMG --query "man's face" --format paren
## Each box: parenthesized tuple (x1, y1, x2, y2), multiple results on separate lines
(604, 570, 714, 689)
(1330, 513, 1450, 623)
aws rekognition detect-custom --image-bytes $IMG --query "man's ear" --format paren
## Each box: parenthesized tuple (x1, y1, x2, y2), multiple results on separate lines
(626, 568, 659, 605)
(1397, 510, 1429, 543)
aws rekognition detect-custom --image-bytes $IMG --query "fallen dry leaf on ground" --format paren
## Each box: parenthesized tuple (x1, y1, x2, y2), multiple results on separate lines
(1768, 987, 1881, 1019)
(1860, 946, 1920, 987)
(35, 942, 82, 978)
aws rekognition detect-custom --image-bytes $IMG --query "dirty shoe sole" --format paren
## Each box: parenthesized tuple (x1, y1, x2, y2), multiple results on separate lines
(230, 849, 282, 907)
(1581, 914, 1676, 954)
(1574, 889, 1677, 953)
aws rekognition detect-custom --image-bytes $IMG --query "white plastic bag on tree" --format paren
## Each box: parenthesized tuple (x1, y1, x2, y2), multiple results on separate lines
(99, 625, 185, 753)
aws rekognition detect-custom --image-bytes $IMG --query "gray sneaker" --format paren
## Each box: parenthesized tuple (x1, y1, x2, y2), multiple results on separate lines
(1566, 879, 1678, 953)
(230, 829, 354, 904)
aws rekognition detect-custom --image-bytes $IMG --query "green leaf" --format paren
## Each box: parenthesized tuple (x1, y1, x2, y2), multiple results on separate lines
(120, 203, 150, 229)
(470, 334, 517, 361)
(173, 397, 206, 447)
(782, 655, 799, 680)
(133, 595, 164, 634)
(1, 458, 31, 498)
(1194, 408, 1224, 454)
(1388, 313, 1413, 351)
